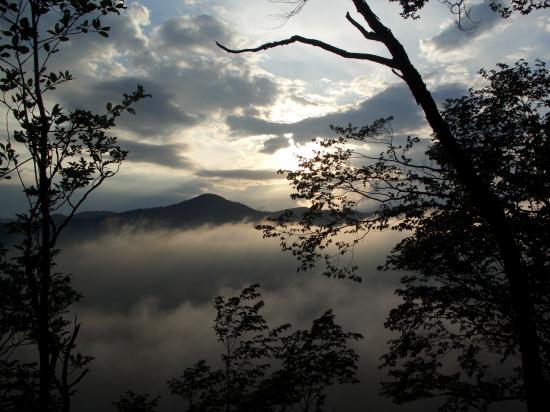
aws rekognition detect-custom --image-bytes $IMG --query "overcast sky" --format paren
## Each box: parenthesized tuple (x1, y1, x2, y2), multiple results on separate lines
(0, 0, 548, 216)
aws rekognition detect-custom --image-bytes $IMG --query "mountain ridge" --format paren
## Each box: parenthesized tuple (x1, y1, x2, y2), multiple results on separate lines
(0, 194, 306, 242)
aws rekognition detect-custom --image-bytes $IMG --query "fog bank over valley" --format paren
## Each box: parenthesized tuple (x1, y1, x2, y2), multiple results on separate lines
(58, 223, 421, 411)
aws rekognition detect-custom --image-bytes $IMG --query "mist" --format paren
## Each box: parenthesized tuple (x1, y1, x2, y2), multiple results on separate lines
(57, 222, 522, 412)
(57, 223, 423, 411)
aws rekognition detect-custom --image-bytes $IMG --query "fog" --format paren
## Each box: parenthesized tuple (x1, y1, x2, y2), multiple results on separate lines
(57, 224, 516, 411)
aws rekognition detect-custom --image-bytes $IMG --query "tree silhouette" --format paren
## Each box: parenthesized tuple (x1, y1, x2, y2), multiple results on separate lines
(113, 391, 160, 412)
(261, 61, 549, 410)
(168, 285, 363, 412)
(0, 1, 149, 410)
(389, 0, 549, 19)
(217, 1, 549, 410)
(377, 61, 550, 411)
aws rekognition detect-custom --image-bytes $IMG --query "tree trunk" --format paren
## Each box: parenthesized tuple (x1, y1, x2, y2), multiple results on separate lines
(31, 3, 53, 410)
(352, 1, 545, 409)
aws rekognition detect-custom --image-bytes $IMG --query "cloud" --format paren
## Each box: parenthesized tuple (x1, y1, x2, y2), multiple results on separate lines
(260, 135, 291, 153)
(120, 140, 195, 169)
(151, 60, 278, 113)
(50, 11, 279, 142)
(156, 14, 231, 51)
(196, 169, 281, 180)
(61, 222, 524, 412)
(60, 76, 201, 139)
(227, 82, 468, 149)
(140, 13, 279, 114)
(420, 3, 504, 59)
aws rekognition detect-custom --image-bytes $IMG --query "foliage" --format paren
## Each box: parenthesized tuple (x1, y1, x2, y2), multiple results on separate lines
(272, 0, 550, 24)
(261, 60, 549, 410)
(389, 0, 550, 19)
(0, 1, 149, 410)
(113, 391, 160, 412)
(380, 60, 550, 411)
(223, 1, 548, 410)
(168, 285, 363, 412)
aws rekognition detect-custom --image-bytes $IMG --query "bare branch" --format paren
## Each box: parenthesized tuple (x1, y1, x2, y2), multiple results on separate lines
(268, 0, 309, 22)
(345, 12, 381, 41)
(217, 36, 396, 69)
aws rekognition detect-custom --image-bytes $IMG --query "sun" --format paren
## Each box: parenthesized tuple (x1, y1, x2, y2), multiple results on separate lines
(271, 137, 324, 172)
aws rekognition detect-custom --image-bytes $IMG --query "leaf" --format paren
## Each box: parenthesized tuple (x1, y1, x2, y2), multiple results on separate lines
(13, 133, 26, 143)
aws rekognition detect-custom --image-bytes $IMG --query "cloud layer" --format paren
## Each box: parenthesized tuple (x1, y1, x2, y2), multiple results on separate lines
(227, 82, 467, 151)
(58, 222, 524, 412)
(58, 224, 411, 411)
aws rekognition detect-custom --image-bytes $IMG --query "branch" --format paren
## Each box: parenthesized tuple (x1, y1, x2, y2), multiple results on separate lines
(345, 12, 380, 41)
(0, 157, 32, 178)
(52, 174, 106, 244)
(216, 35, 396, 69)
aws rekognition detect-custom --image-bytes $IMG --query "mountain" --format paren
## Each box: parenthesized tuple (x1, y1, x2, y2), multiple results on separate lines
(115, 193, 271, 227)
(0, 194, 305, 243)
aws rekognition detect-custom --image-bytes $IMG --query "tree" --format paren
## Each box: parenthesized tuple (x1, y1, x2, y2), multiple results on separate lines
(266, 61, 548, 410)
(168, 284, 363, 412)
(113, 391, 160, 412)
(217, 1, 549, 410)
(389, 0, 549, 20)
(0, 1, 149, 410)
(377, 60, 549, 411)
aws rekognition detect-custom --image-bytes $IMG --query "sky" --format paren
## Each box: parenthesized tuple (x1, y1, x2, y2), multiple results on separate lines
(1, 1, 548, 410)
(0, 0, 549, 216)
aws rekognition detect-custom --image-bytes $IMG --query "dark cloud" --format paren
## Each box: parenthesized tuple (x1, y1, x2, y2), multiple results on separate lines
(226, 115, 289, 137)
(120, 140, 194, 169)
(196, 169, 280, 180)
(152, 61, 278, 113)
(227, 85, 423, 146)
(227, 83, 468, 149)
(424, 3, 502, 52)
(261, 135, 291, 154)
(144, 13, 279, 113)
(157, 14, 231, 50)
(51, 12, 279, 141)
(290, 94, 320, 106)
(59, 76, 200, 139)
(431, 82, 469, 104)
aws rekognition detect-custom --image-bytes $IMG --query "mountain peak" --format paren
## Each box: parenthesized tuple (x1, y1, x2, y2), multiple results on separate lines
(189, 193, 228, 202)
(114, 193, 265, 229)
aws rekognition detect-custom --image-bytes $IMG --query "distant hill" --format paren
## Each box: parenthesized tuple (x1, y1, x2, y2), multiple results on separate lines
(1, 194, 307, 243)
(115, 193, 271, 227)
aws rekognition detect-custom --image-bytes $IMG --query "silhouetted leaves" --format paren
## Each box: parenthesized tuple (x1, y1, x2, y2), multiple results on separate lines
(113, 391, 160, 412)
(261, 59, 549, 410)
(390, 0, 549, 19)
(0, 1, 149, 410)
(169, 285, 363, 412)
(379, 60, 550, 410)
